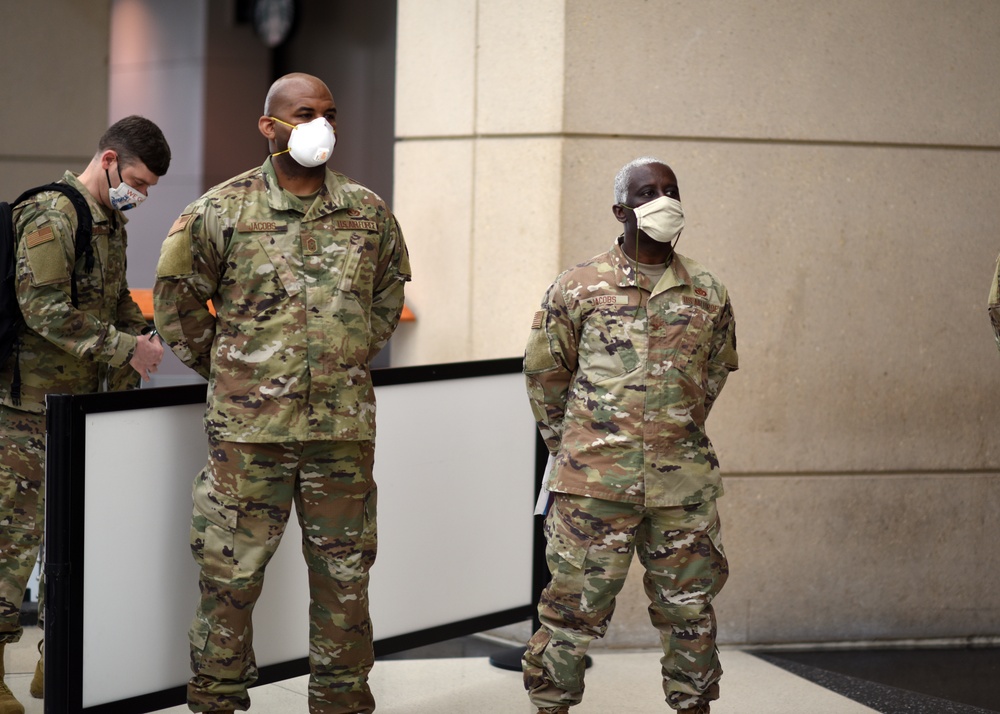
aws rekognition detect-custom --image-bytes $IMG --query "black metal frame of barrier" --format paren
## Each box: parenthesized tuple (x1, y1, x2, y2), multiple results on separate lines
(44, 357, 548, 714)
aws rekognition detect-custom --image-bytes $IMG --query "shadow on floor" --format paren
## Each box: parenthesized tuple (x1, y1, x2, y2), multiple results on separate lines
(382, 635, 1000, 713)
(751, 647, 1000, 714)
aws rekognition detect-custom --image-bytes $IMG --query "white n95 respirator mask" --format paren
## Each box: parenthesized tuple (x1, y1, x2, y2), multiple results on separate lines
(271, 116, 336, 167)
(628, 195, 684, 244)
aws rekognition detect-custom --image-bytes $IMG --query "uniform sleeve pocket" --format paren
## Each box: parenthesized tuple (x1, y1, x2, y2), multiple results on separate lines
(25, 232, 70, 286)
(525, 317, 558, 374)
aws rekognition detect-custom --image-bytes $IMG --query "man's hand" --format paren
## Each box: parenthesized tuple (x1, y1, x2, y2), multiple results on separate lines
(130, 331, 164, 382)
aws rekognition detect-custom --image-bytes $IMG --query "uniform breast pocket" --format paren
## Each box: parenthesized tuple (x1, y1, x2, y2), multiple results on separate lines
(577, 307, 642, 384)
(225, 236, 300, 319)
(661, 304, 712, 376)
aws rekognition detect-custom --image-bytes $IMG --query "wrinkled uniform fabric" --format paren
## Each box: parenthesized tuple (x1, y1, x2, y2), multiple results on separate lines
(0, 172, 144, 643)
(989, 253, 1000, 352)
(522, 238, 737, 712)
(154, 158, 409, 713)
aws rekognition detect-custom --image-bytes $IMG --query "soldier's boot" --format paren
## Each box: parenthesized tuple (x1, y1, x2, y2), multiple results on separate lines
(28, 639, 41, 699)
(677, 705, 711, 714)
(0, 644, 25, 714)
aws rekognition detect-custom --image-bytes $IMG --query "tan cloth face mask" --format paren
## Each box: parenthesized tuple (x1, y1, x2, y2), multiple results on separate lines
(630, 195, 684, 244)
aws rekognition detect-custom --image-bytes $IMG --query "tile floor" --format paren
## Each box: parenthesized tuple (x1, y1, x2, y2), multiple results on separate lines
(4, 626, 997, 713)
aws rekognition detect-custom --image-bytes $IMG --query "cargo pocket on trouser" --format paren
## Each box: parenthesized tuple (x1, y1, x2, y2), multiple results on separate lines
(529, 498, 596, 702)
(360, 486, 377, 572)
(543, 500, 592, 594)
(190, 467, 239, 583)
(0, 409, 45, 535)
(706, 515, 729, 596)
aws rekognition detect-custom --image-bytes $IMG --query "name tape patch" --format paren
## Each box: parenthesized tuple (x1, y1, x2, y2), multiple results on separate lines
(238, 220, 287, 233)
(582, 295, 629, 306)
(682, 295, 720, 314)
(336, 219, 377, 232)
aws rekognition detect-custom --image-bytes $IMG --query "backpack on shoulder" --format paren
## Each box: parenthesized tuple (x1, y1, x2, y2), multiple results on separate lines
(0, 183, 93, 405)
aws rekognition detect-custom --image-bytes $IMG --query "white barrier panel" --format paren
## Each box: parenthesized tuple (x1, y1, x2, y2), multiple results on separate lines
(46, 359, 540, 713)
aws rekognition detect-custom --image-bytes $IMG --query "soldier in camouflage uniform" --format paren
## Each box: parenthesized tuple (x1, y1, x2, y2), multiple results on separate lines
(153, 73, 410, 714)
(522, 158, 738, 714)
(989, 254, 1000, 351)
(0, 116, 169, 713)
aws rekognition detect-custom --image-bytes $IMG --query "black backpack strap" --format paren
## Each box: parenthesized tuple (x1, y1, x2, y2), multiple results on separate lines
(14, 182, 94, 307)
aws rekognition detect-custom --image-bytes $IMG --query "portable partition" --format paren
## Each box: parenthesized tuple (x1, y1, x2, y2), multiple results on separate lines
(44, 358, 546, 713)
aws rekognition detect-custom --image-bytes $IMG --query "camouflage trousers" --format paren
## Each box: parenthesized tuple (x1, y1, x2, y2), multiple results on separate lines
(188, 438, 378, 714)
(0, 405, 46, 644)
(523, 494, 728, 712)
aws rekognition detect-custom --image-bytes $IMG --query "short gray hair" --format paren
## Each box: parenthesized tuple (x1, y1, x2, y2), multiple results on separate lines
(614, 157, 668, 204)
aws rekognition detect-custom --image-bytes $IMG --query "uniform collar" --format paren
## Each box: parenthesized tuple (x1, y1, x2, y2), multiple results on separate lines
(261, 158, 342, 221)
(63, 170, 126, 227)
(610, 236, 690, 295)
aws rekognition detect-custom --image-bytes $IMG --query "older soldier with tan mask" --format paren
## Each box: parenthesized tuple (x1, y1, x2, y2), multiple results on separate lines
(153, 73, 410, 713)
(522, 158, 738, 714)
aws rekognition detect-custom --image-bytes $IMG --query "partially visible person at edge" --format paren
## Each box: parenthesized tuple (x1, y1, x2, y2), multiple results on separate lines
(989, 253, 1000, 351)
(0, 116, 169, 713)
(153, 73, 410, 714)
(521, 157, 739, 714)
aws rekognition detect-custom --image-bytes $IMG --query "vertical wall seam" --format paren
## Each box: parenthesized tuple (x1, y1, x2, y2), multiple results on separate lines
(468, 0, 480, 358)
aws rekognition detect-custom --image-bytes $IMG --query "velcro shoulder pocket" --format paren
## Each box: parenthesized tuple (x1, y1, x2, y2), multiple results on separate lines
(156, 213, 196, 278)
(524, 311, 558, 374)
(25, 226, 70, 286)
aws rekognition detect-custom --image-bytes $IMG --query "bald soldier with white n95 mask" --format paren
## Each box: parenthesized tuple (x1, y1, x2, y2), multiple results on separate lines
(153, 73, 410, 714)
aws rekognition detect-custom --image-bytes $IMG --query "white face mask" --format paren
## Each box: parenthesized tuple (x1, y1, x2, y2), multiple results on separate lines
(628, 195, 684, 244)
(106, 166, 146, 211)
(271, 116, 336, 167)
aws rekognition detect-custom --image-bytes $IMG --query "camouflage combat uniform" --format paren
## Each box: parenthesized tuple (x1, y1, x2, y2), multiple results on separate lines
(0, 171, 146, 642)
(989, 253, 1000, 351)
(153, 158, 410, 714)
(522, 237, 738, 712)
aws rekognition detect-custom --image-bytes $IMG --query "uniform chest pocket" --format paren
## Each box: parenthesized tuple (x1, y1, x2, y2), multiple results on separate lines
(577, 306, 642, 383)
(226, 235, 301, 318)
(657, 304, 712, 375)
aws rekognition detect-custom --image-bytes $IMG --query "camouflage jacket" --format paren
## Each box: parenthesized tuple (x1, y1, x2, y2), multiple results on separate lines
(153, 158, 411, 443)
(989, 253, 1000, 352)
(524, 238, 738, 507)
(0, 171, 146, 413)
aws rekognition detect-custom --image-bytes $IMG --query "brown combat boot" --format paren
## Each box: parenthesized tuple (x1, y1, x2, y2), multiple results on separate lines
(0, 644, 25, 714)
(28, 639, 41, 699)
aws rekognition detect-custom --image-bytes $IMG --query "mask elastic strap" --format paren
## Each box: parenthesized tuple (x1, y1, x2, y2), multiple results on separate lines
(620, 204, 645, 317)
(269, 116, 297, 158)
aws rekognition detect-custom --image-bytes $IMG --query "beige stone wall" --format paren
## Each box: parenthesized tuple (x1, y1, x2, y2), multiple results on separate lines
(395, 0, 1000, 646)
(0, 1, 112, 197)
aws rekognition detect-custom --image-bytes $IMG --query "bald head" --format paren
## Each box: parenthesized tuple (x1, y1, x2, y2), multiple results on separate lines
(263, 73, 333, 116)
